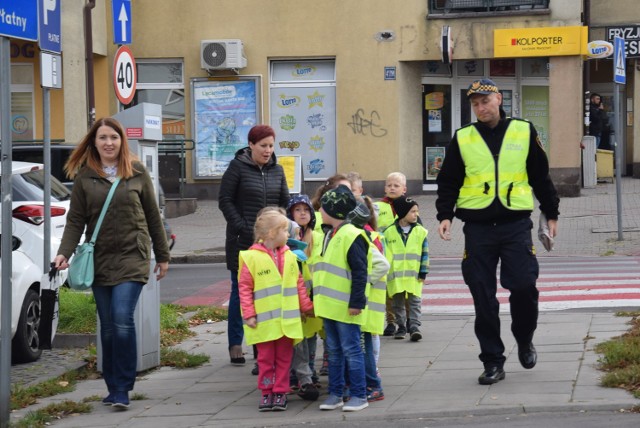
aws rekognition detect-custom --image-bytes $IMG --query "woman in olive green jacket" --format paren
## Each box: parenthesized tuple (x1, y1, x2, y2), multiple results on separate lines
(54, 117, 170, 409)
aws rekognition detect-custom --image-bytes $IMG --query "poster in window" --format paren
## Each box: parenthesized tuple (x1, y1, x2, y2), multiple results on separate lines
(426, 147, 445, 180)
(192, 77, 260, 178)
(428, 110, 442, 133)
(522, 86, 550, 154)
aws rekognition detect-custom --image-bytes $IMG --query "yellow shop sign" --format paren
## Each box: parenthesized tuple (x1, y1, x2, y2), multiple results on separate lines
(494, 26, 588, 58)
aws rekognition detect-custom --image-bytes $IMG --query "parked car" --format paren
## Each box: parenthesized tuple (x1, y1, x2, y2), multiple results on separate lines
(12, 143, 175, 249)
(0, 162, 70, 363)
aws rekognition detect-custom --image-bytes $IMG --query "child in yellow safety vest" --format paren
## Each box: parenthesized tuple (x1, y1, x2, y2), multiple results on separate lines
(383, 196, 429, 342)
(238, 209, 314, 412)
(315, 185, 371, 412)
(285, 194, 324, 401)
(375, 172, 409, 338)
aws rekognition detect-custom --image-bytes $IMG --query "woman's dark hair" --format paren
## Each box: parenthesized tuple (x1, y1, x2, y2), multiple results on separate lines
(248, 125, 276, 144)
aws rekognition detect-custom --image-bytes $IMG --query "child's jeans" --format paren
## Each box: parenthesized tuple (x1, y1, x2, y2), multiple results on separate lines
(323, 318, 366, 399)
(256, 336, 294, 394)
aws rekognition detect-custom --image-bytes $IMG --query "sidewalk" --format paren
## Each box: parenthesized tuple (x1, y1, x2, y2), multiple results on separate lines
(10, 312, 639, 427)
(9, 178, 640, 426)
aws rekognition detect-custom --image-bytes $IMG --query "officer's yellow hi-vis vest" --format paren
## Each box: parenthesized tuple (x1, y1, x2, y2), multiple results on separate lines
(375, 200, 396, 231)
(361, 230, 387, 335)
(456, 119, 534, 211)
(313, 223, 372, 325)
(238, 249, 304, 345)
(383, 223, 428, 298)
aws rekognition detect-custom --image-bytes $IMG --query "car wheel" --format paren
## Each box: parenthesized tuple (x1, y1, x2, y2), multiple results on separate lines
(12, 289, 43, 363)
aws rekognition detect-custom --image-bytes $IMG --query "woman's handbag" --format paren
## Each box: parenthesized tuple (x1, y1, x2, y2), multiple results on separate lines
(67, 178, 121, 290)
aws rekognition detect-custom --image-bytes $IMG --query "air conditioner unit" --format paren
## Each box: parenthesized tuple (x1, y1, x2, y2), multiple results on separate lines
(200, 39, 247, 70)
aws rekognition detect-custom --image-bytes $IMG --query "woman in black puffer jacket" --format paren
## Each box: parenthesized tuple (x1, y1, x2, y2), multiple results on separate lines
(219, 125, 290, 367)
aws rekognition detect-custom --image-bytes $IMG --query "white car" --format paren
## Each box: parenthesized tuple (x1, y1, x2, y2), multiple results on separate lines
(0, 161, 70, 363)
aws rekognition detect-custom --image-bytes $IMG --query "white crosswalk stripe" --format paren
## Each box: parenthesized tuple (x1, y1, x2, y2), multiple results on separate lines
(423, 256, 640, 314)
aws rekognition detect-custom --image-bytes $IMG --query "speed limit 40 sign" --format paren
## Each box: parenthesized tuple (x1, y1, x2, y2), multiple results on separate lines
(113, 46, 137, 104)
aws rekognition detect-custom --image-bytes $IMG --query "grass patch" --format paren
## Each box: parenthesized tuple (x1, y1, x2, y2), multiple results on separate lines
(594, 311, 640, 400)
(13, 400, 92, 428)
(160, 304, 196, 346)
(11, 366, 97, 410)
(190, 306, 228, 324)
(161, 347, 210, 368)
(57, 288, 97, 334)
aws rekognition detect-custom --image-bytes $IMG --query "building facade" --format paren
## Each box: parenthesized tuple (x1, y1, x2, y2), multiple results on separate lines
(7, 0, 640, 198)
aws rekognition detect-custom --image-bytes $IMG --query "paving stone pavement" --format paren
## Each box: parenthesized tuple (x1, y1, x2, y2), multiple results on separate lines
(8, 177, 640, 426)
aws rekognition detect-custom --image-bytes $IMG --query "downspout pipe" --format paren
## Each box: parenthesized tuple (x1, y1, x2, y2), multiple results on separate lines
(583, 0, 591, 136)
(84, 0, 96, 129)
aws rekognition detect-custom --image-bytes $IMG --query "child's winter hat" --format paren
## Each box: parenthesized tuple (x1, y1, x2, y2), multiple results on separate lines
(392, 195, 419, 220)
(321, 184, 357, 220)
(346, 199, 371, 229)
(286, 194, 316, 230)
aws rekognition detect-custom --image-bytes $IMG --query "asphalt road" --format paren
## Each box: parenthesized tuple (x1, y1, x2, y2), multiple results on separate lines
(160, 262, 229, 304)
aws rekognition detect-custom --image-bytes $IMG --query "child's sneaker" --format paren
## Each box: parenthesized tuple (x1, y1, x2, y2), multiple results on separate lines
(394, 325, 407, 339)
(342, 396, 369, 412)
(319, 394, 344, 410)
(251, 363, 259, 375)
(366, 388, 385, 402)
(409, 327, 422, 342)
(297, 383, 319, 401)
(272, 393, 288, 411)
(258, 393, 273, 412)
(383, 322, 396, 336)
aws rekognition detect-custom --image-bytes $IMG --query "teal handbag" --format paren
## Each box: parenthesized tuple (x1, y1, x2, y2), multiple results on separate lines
(67, 178, 120, 290)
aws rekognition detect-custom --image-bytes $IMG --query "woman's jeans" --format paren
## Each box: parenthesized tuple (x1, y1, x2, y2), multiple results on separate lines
(323, 318, 366, 399)
(93, 281, 144, 392)
(228, 270, 244, 350)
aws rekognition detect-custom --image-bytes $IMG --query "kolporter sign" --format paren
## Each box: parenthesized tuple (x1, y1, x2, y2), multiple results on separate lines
(494, 26, 588, 58)
(606, 26, 640, 59)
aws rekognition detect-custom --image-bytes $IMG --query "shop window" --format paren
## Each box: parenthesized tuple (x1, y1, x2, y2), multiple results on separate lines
(423, 61, 451, 76)
(490, 59, 516, 77)
(7, 64, 34, 142)
(456, 60, 484, 77)
(522, 58, 549, 77)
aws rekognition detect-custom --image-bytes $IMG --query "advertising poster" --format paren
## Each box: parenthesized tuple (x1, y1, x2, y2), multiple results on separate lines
(521, 86, 550, 154)
(428, 109, 442, 133)
(192, 78, 260, 178)
(270, 86, 336, 181)
(426, 146, 445, 180)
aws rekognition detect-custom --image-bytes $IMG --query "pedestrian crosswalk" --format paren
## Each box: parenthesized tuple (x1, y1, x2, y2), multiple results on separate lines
(424, 256, 640, 314)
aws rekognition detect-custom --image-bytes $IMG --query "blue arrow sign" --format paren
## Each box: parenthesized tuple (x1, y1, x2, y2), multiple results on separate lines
(112, 0, 132, 45)
(614, 36, 626, 85)
(0, 0, 38, 41)
(39, 0, 61, 53)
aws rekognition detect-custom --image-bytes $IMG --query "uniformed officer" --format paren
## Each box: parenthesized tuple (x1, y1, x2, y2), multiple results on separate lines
(435, 78, 560, 385)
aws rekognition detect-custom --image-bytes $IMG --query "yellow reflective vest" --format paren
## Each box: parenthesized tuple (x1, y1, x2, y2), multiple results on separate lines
(375, 200, 396, 231)
(456, 119, 534, 211)
(238, 249, 304, 345)
(361, 230, 387, 335)
(383, 223, 427, 297)
(299, 256, 323, 338)
(313, 224, 371, 325)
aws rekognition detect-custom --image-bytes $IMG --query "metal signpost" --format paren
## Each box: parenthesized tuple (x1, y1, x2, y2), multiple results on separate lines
(39, 0, 62, 276)
(0, 1, 38, 425)
(613, 36, 625, 241)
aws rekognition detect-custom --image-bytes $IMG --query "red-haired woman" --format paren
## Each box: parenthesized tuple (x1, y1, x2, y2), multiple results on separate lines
(219, 124, 290, 372)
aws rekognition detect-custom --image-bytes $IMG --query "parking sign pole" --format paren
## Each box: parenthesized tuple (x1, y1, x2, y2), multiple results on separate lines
(43, 87, 52, 272)
(0, 36, 14, 428)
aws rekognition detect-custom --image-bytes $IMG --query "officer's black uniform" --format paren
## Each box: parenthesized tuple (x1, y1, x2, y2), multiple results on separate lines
(435, 109, 560, 370)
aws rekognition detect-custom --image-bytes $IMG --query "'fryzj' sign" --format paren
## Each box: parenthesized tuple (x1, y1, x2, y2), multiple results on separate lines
(606, 26, 640, 59)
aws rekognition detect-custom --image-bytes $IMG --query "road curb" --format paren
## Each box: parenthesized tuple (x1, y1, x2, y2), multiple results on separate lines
(170, 252, 226, 264)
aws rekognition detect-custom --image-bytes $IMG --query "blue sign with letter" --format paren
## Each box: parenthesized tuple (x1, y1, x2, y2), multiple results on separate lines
(0, 0, 38, 41)
(112, 0, 132, 45)
(39, 0, 61, 53)
(614, 36, 626, 85)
